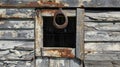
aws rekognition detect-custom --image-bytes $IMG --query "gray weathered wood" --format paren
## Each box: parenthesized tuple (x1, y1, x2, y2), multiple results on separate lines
(85, 31, 120, 41)
(35, 11, 43, 56)
(0, 30, 34, 39)
(85, 43, 120, 54)
(49, 58, 70, 67)
(40, 9, 76, 16)
(85, 11, 120, 21)
(0, 61, 34, 67)
(0, 41, 34, 50)
(85, 53, 120, 61)
(0, 50, 34, 60)
(85, 22, 120, 31)
(0, 8, 35, 18)
(0, 0, 82, 8)
(0, 20, 34, 29)
(85, 61, 113, 67)
(1, 0, 120, 8)
(36, 57, 49, 67)
(83, 0, 120, 7)
(69, 59, 81, 67)
(76, 8, 84, 60)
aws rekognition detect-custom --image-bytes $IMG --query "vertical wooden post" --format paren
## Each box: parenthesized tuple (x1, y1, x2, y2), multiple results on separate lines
(76, 8, 84, 61)
(35, 10, 43, 57)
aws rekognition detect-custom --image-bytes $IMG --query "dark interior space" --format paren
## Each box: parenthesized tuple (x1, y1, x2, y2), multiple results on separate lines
(43, 16, 76, 48)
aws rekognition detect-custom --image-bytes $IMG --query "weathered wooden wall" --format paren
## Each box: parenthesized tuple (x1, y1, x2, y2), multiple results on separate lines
(0, 0, 120, 67)
(84, 10, 120, 67)
(0, 8, 35, 67)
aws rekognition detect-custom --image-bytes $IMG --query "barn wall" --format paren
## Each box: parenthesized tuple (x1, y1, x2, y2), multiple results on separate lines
(84, 10, 120, 67)
(0, 8, 35, 67)
(0, 0, 120, 67)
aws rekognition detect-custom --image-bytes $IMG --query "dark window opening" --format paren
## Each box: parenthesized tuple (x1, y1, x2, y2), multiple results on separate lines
(43, 16, 76, 48)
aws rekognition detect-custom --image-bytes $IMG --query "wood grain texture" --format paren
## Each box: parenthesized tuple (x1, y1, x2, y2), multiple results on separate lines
(0, 0, 82, 8)
(76, 8, 85, 60)
(85, 43, 120, 53)
(0, 61, 34, 67)
(36, 57, 49, 67)
(0, 20, 34, 29)
(85, 61, 113, 67)
(0, 8, 35, 18)
(0, 41, 34, 50)
(85, 22, 120, 31)
(35, 11, 43, 56)
(36, 58, 82, 67)
(42, 48, 75, 58)
(85, 31, 120, 41)
(69, 59, 81, 67)
(0, 30, 34, 39)
(83, 0, 120, 7)
(85, 11, 120, 21)
(1, 0, 120, 7)
(49, 58, 70, 67)
(40, 9, 76, 16)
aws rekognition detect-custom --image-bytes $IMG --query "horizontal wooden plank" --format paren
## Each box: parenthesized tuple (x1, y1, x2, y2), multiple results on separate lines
(0, 41, 34, 60)
(0, 50, 34, 60)
(42, 48, 75, 58)
(0, 30, 34, 39)
(0, 41, 34, 50)
(85, 53, 120, 61)
(85, 61, 113, 67)
(40, 9, 76, 16)
(1, 0, 120, 7)
(83, 0, 120, 7)
(0, 61, 34, 67)
(85, 31, 120, 41)
(85, 11, 120, 21)
(0, 20, 34, 29)
(85, 43, 120, 54)
(36, 57, 81, 67)
(0, 0, 82, 8)
(85, 22, 120, 31)
(49, 58, 70, 67)
(36, 57, 49, 67)
(0, 8, 35, 18)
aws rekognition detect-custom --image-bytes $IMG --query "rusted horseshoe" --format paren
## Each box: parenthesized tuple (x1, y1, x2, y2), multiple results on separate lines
(53, 8, 68, 29)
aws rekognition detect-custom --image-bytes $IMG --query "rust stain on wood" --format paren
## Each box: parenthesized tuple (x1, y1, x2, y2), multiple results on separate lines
(43, 48, 75, 58)
(0, 1, 64, 8)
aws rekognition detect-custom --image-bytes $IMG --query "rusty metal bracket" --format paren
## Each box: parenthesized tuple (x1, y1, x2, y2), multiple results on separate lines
(53, 8, 68, 29)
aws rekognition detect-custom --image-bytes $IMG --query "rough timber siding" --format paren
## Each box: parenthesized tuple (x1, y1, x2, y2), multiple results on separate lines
(0, 8, 35, 67)
(1, 0, 120, 8)
(84, 10, 120, 67)
(0, 0, 120, 67)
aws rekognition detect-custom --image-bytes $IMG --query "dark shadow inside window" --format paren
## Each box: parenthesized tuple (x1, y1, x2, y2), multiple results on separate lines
(43, 16, 76, 48)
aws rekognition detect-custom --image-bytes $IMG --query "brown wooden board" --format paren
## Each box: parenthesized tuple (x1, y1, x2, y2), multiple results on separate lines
(42, 48, 75, 58)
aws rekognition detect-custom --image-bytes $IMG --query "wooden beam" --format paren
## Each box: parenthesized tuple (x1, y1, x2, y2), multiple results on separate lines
(76, 8, 85, 61)
(35, 10, 43, 56)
